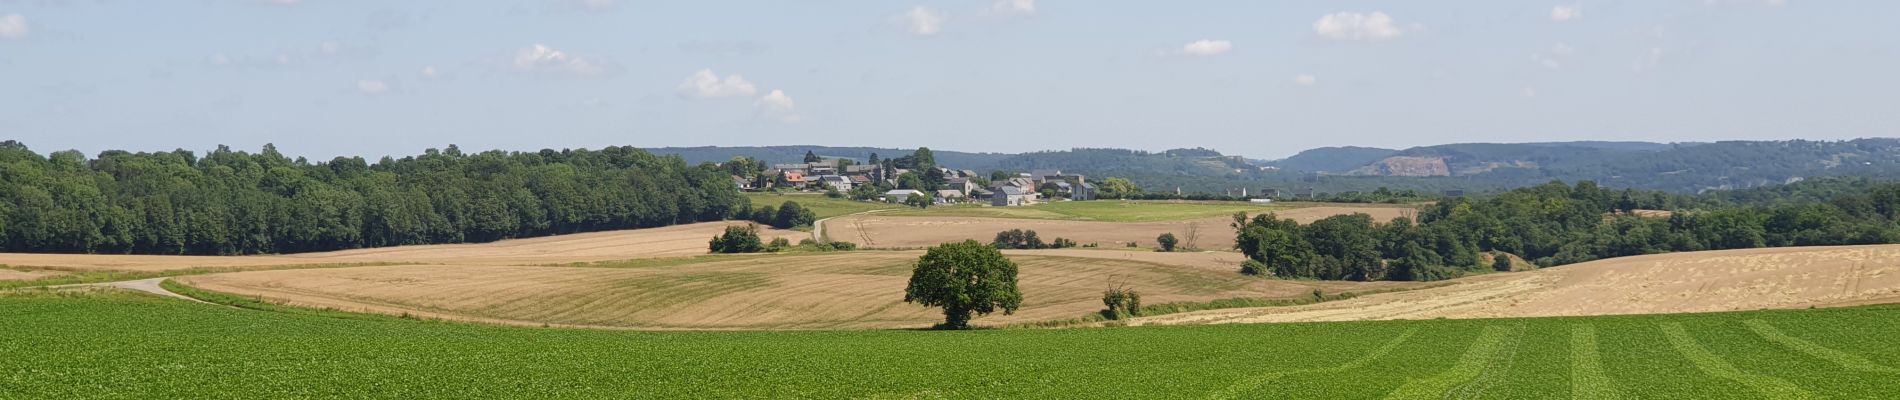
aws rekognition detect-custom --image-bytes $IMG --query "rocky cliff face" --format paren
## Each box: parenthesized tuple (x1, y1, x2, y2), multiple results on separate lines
(1350, 156, 1452, 177)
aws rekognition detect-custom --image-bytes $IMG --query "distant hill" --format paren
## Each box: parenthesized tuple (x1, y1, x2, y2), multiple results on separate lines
(651, 139, 1900, 194)
(641, 146, 1014, 170)
(1271, 146, 1398, 173)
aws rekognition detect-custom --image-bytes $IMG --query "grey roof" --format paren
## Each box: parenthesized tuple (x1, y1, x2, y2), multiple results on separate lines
(999, 186, 1028, 196)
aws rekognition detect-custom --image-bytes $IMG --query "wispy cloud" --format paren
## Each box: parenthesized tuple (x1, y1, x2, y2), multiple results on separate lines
(1179, 40, 1233, 56)
(1314, 11, 1405, 41)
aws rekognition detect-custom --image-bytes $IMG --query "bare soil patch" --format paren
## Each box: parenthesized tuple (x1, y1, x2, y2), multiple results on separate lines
(1133, 245, 1900, 326)
(176, 251, 1411, 330)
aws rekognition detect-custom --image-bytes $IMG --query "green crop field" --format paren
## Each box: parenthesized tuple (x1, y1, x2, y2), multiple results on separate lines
(885, 200, 1293, 222)
(4, 289, 1897, 398)
(743, 192, 900, 219)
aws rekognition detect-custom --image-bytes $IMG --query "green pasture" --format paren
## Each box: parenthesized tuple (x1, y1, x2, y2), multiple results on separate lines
(2, 289, 1895, 398)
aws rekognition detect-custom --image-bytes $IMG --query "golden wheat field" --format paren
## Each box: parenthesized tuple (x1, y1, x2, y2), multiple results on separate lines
(1133, 244, 1900, 326)
(175, 251, 1414, 330)
(0, 221, 804, 273)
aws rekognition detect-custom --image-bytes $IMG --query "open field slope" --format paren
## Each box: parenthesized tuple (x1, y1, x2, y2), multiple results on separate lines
(174, 251, 1409, 329)
(743, 192, 900, 219)
(0, 221, 804, 273)
(0, 269, 65, 281)
(5, 291, 1900, 398)
(887, 201, 1416, 223)
(1137, 245, 1900, 326)
(830, 204, 1414, 250)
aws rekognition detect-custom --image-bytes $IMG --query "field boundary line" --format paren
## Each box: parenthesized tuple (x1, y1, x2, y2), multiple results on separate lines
(1448, 321, 1527, 399)
(1743, 319, 1899, 374)
(1380, 325, 1517, 400)
(1205, 327, 1419, 400)
(1659, 322, 1817, 399)
(1568, 325, 1624, 400)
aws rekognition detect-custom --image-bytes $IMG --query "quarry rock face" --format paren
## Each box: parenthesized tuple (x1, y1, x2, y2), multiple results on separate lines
(1352, 156, 1452, 177)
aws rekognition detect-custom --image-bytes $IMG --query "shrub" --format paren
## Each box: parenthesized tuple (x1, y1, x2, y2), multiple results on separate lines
(766, 237, 792, 252)
(991, 229, 1050, 249)
(1050, 238, 1077, 249)
(775, 201, 817, 229)
(1239, 259, 1268, 276)
(709, 224, 765, 254)
(1101, 286, 1143, 320)
(1157, 233, 1179, 252)
(1493, 253, 1515, 272)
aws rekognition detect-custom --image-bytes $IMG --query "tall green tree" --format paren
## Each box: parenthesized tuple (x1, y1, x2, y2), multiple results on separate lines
(903, 240, 1022, 329)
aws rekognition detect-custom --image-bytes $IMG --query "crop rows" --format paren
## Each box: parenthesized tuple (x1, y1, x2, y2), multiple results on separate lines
(2, 291, 1897, 398)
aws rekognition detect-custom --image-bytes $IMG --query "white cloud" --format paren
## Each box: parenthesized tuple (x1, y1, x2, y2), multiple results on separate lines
(1551, 6, 1581, 21)
(0, 14, 28, 40)
(759, 90, 794, 112)
(1179, 40, 1233, 56)
(207, 53, 232, 66)
(318, 41, 341, 55)
(677, 69, 758, 99)
(991, 0, 1035, 16)
(904, 6, 945, 36)
(256, 0, 301, 5)
(1294, 74, 1317, 85)
(758, 90, 801, 122)
(512, 44, 611, 77)
(1523, 87, 1537, 98)
(1314, 11, 1404, 41)
(419, 66, 439, 79)
(356, 80, 390, 95)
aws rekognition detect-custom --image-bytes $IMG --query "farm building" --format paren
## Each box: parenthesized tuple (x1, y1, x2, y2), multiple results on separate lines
(934, 189, 966, 204)
(885, 189, 925, 204)
(818, 175, 853, 192)
(993, 186, 1037, 207)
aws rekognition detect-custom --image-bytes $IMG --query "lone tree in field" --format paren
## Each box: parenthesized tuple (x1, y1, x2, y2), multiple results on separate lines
(903, 240, 1022, 329)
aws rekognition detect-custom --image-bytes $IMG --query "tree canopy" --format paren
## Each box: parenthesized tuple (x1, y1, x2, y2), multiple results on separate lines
(903, 240, 1022, 329)
(0, 142, 749, 255)
(1236, 180, 1900, 282)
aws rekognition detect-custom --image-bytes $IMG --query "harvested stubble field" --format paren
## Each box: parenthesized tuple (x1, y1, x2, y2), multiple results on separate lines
(829, 204, 1414, 250)
(4, 289, 1898, 398)
(1136, 244, 1900, 326)
(0, 221, 804, 273)
(174, 251, 1412, 329)
(743, 192, 900, 219)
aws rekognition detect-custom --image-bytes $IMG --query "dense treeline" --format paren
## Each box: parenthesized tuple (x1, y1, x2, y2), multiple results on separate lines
(0, 142, 749, 255)
(1237, 181, 1900, 281)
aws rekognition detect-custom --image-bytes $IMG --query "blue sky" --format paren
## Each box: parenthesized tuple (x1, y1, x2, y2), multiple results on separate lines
(1, 0, 1895, 160)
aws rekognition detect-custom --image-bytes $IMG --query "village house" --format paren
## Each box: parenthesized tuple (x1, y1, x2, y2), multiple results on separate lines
(732, 175, 754, 191)
(783, 172, 807, 188)
(885, 189, 925, 204)
(773, 163, 810, 176)
(843, 165, 881, 178)
(934, 189, 965, 204)
(993, 186, 1037, 206)
(944, 177, 976, 195)
(818, 175, 852, 192)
